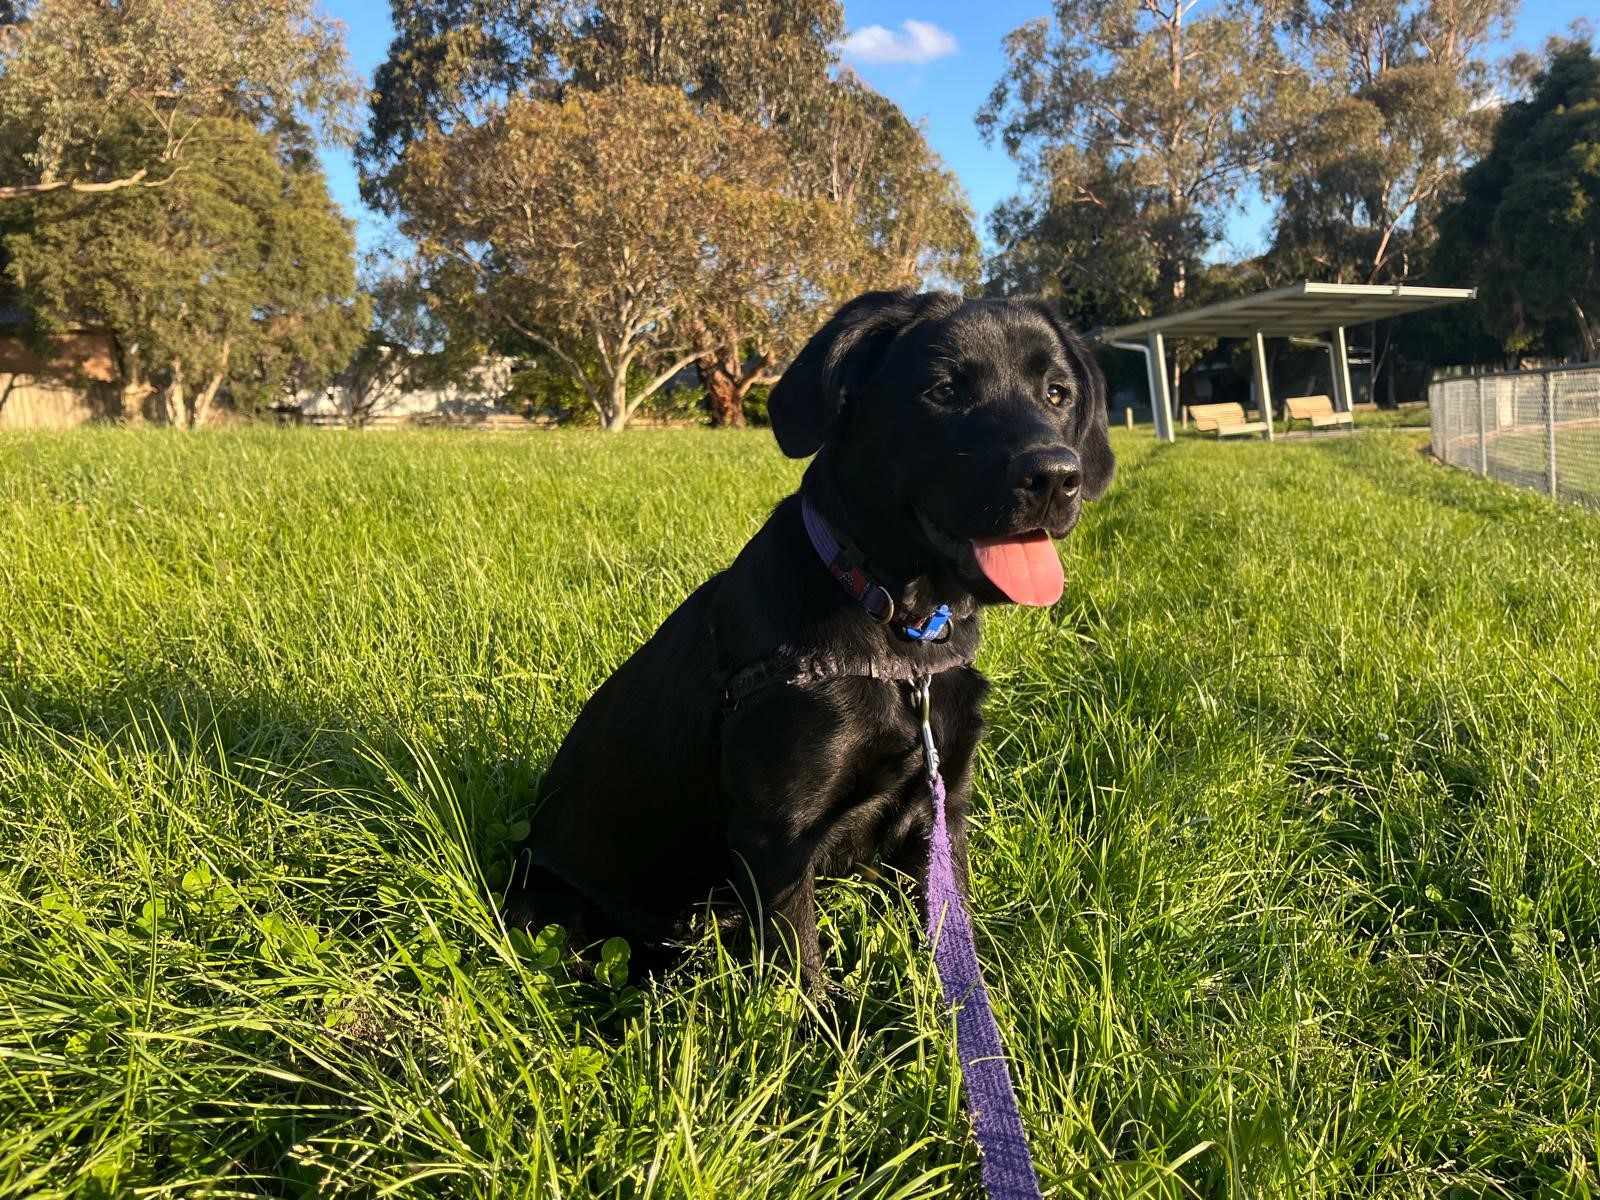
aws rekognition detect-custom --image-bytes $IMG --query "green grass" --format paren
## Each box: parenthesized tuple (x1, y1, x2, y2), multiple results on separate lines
(1352, 406, 1432, 430)
(2, 427, 1599, 1198)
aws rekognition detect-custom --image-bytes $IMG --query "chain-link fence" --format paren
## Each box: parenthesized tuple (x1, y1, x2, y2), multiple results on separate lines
(1430, 365, 1600, 509)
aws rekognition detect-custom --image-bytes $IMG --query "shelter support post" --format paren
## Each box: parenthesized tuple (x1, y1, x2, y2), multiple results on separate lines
(1330, 326, 1356, 413)
(1250, 331, 1274, 440)
(1147, 331, 1174, 443)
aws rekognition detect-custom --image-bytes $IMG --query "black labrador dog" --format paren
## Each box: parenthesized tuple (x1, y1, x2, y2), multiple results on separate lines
(509, 289, 1113, 988)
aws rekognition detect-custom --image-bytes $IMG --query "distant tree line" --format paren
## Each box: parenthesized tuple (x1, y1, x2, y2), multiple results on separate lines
(0, 0, 1595, 427)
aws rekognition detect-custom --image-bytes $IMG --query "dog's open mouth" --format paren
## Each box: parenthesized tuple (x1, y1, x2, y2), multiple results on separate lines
(915, 511, 1065, 607)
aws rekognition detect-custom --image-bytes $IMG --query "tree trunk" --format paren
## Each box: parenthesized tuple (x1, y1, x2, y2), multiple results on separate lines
(1574, 300, 1599, 361)
(164, 359, 186, 427)
(193, 372, 225, 426)
(697, 349, 745, 429)
(1167, 258, 1186, 408)
(115, 341, 150, 424)
(1371, 321, 1397, 409)
(192, 340, 230, 427)
(603, 373, 629, 432)
(120, 383, 152, 423)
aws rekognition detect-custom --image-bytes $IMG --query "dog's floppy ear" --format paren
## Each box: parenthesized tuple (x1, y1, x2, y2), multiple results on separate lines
(1025, 299, 1115, 501)
(768, 289, 961, 459)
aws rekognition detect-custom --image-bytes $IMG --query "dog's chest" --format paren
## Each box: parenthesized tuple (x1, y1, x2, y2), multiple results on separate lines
(805, 672, 986, 867)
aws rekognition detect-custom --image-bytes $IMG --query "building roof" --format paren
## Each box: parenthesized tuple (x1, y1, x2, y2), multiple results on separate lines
(1095, 281, 1477, 342)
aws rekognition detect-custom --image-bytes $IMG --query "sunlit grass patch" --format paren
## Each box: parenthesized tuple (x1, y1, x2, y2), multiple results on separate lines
(1, 426, 1597, 1197)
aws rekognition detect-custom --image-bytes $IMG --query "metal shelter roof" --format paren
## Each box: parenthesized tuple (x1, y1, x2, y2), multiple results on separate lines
(1095, 281, 1477, 343)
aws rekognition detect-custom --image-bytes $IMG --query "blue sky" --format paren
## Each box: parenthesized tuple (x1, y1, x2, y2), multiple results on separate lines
(317, 0, 1597, 261)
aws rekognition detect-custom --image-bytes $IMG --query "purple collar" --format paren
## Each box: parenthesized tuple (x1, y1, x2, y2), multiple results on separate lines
(800, 498, 952, 642)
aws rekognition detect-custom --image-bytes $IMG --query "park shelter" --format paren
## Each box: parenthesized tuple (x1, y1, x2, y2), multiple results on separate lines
(1096, 281, 1477, 441)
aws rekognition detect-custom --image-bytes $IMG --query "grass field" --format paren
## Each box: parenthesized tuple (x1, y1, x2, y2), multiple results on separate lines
(2, 427, 1599, 1198)
(1352, 407, 1432, 431)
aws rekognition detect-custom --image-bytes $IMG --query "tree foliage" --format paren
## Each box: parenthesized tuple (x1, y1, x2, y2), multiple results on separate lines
(1433, 38, 1600, 358)
(0, 0, 359, 202)
(793, 74, 977, 294)
(395, 86, 852, 431)
(562, 0, 841, 121)
(358, 0, 556, 210)
(364, 0, 976, 426)
(1263, 0, 1516, 286)
(359, 0, 840, 211)
(2, 120, 366, 424)
(979, 0, 1282, 326)
(686, 73, 978, 424)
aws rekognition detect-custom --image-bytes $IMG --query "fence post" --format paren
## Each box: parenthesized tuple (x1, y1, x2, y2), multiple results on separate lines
(1442, 385, 1451, 462)
(1429, 382, 1438, 457)
(1477, 376, 1488, 476)
(1545, 372, 1558, 499)
(1451, 385, 1460, 463)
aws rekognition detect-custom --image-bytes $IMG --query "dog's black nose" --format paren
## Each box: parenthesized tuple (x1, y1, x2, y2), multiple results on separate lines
(1009, 449, 1083, 510)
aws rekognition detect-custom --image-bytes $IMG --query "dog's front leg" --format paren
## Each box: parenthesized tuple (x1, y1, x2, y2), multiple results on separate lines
(725, 816, 824, 992)
(720, 705, 839, 992)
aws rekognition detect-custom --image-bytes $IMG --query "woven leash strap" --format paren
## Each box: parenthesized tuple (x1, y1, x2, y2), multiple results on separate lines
(925, 770, 1044, 1199)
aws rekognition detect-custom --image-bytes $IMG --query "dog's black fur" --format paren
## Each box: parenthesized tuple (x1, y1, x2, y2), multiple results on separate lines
(508, 290, 1114, 987)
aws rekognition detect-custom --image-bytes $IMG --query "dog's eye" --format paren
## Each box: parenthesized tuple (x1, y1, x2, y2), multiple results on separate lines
(927, 382, 959, 404)
(1046, 383, 1071, 407)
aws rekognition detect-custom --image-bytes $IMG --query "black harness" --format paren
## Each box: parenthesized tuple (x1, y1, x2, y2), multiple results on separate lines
(721, 647, 975, 712)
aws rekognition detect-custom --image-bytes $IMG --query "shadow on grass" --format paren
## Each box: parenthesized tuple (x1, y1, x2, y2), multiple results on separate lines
(6, 670, 938, 1194)
(1, 664, 942, 1020)
(3, 664, 543, 873)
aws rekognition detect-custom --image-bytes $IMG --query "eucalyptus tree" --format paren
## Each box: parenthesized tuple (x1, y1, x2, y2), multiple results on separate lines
(1259, 0, 1517, 400)
(363, 0, 976, 426)
(0, 0, 357, 202)
(394, 86, 851, 431)
(979, 0, 1283, 396)
(1264, 0, 1518, 287)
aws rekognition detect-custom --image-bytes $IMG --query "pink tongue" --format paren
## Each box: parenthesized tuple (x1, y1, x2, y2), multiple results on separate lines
(972, 532, 1064, 606)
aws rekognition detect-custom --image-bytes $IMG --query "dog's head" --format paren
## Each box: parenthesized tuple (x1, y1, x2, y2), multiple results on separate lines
(769, 289, 1114, 607)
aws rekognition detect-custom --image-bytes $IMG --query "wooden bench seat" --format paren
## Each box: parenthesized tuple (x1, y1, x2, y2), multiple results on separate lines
(1189, 401, 1269, 438)
(1285, 394, 1354, 432)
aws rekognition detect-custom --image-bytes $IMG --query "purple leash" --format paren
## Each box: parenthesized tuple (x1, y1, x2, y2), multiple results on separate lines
(914, 678, 1044, 1199)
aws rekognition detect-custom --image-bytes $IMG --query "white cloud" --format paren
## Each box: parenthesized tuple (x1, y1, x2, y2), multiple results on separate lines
(839, 19, 959, 67)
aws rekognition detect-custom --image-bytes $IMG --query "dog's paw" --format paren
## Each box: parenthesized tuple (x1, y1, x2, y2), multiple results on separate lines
(796, 973, 852, 1039)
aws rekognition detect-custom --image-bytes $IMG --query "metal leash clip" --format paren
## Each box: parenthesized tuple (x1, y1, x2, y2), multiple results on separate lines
(912, 676, 939, 786)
